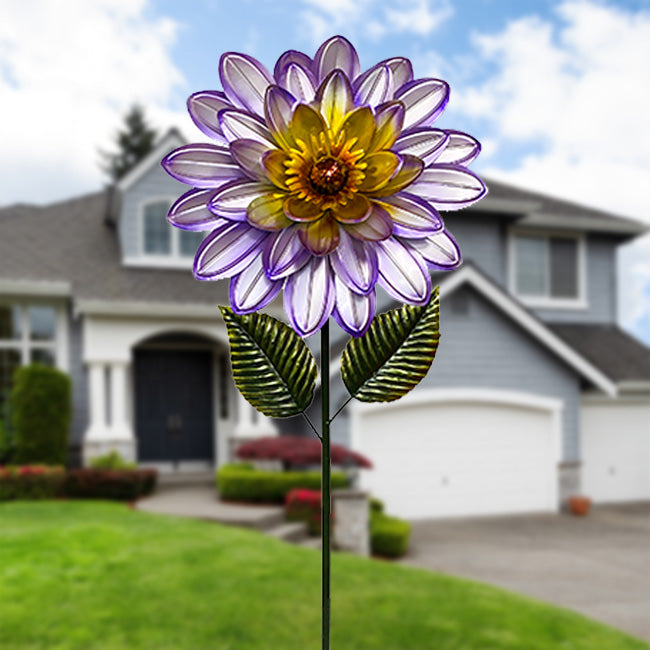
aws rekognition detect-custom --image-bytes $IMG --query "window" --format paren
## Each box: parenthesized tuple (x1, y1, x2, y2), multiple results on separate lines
(0, 303, 58, 415)
(512, 232, 584, 305)
(141, 199, 204, 263)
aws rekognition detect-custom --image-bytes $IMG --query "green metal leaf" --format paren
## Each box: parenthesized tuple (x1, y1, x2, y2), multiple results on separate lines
(219, 307, 318, 417)
(341, 287, 440, 402)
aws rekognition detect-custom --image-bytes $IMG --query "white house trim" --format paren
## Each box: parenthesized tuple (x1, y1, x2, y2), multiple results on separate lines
(74, 299, 220, 320)
(473, 195, 540, 215)
(116, 130, 185, 193)
(519, 211, 648, 237)
(0, 279, 71, 297)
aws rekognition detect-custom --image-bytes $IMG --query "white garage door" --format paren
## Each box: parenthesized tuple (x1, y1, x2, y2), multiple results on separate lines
(582, 399, 650, 503)
(351, 390, 561, 519)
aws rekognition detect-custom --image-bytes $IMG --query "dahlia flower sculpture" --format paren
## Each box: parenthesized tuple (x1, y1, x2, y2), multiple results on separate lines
(162, 35, 485, 650)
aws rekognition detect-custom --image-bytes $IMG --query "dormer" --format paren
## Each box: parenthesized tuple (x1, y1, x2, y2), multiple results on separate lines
(108, 129, 204, 270)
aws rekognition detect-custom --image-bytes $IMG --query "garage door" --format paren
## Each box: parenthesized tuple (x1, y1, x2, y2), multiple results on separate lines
(582, 399, 650, 503)
(351, 390, 561, 519)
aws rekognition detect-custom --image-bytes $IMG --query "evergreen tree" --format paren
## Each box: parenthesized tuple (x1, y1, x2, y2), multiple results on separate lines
(101, 104, 158, 182)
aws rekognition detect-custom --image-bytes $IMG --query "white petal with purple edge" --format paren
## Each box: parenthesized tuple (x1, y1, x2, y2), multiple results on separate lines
(262, 227, 311, 280)
(284, 257, 335, 337)
(194, 222, 267, 280)
(393, 128, 448, 165)
(161, 144, 243, 188)
(229, 139, 271, 181)
(353, 64, 393, 107)
(187, 91, 232, 143)
(380, 193, 443, 238)
(313, 35, 360, 82)
(395, 78, 449, 130)
(264, 86, 296, 147)
(436, 130, 481, 165)
(376, 237, 431, 305)
(229, 254, 283, 314)
(381, 57, 413, 92)
(209, 180, 274, 220)
(274, 50, 313, 82)
(219, 52, 274, 116)
(219, 109, 277, 147)
(333, 276, 376, 337)
(409, 164, 487, 209)
(282, 63, 317, 102)
(168, 189, 231, 231)
(404, 230, 461, 269)
(329, 230, 378, 295)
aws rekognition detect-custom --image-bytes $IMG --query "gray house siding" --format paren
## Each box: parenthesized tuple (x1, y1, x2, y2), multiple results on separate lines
(329, 286, 582, 462)
(119, 163, 187, 260)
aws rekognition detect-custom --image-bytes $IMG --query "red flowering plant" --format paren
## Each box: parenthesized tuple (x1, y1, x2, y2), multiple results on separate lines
(0, 465, 64, 501)
(286, 488, 332, 536)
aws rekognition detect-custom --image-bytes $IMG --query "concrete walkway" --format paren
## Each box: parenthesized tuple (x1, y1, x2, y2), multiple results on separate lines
(400, 503, 650, 643)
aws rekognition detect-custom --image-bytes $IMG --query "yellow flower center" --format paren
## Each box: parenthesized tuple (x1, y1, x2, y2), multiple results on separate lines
(309, 157, 348, 195)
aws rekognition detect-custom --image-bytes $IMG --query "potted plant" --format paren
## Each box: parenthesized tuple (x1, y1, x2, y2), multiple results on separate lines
(568, 495, 592, 516)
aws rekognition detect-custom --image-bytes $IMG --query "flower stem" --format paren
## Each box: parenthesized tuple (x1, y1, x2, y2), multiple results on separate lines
(321, 320, 331, 650)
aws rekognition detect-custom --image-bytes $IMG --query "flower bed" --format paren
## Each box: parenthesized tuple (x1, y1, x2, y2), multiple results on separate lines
(63, 468, 157, 501)
(286, 488, 323, 535)
(0, 465, 65, 500)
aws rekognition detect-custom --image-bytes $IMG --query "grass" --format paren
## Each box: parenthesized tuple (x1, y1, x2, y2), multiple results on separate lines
(1, 501, 647, 650)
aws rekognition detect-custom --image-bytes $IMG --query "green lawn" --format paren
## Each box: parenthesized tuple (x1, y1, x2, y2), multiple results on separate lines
(1, 501, 647, 650)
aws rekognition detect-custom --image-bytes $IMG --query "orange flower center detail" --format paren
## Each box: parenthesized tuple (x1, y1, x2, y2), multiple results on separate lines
(309, 157, 348, 195)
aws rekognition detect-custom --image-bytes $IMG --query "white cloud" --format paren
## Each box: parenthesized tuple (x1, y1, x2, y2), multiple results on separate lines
(455, 1, 650, 343)
(298, 0, 452, 45)
(0, 0, 185, 207)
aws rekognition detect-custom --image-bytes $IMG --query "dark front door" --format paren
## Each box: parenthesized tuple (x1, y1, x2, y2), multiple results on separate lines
(134, 348, 214, 464)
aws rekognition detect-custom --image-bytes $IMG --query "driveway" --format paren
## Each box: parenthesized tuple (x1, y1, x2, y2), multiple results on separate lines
(400, 502, 650, 643)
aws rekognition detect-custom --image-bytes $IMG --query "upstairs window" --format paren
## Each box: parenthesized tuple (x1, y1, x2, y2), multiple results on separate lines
(511, 232, 584, 306)
(141, 200, 204, 262)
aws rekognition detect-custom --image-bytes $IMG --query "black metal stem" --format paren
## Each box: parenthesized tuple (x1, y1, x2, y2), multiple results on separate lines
(321, 320, 331, 650)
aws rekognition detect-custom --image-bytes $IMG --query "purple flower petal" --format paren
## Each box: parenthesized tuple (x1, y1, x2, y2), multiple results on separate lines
(264, 85, 296, 148)
(408, 164, 487, 210)
(230, 253, 283, 314)
(219, 109, 277, 147)
(161, 144, 244, 188)
(404, 229, 461, 269)
(229, 139, 272, 181)
(379, 192, 444, 238)
(316, 70, 354, 131)
(274, 49, 313, 80)
(380, 56, 413, 92)
(332, 276, 376, 337)
(393, 128, 448, 166)
(194, 221, 267, 280)
(209, 180, 274, 220)
(345, 202, 393, 241)
(394, 78, 449, 130)
(167, 189, 231, 231)
(219, 52, 274, 117)
(275, 62, 316, 102)
(376, 237, 431, 305)
(353, 63, 393, 107)
(262, 226, 311, 280)
(436, 130, 481, 166)
(284, 256, 335, 337)
(313, 35, 360, 83)
(187, 91, 232, 143)
(329, 230, 378, 295)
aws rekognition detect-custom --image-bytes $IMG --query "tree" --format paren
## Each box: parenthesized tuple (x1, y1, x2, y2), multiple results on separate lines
(101, 104, 158, 182)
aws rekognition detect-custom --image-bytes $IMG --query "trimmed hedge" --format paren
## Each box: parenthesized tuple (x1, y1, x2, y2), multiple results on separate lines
(370, 511, 411, 558)
(0, 465, 65, 500)
(11, 364, 71, 465)
(217, 463, 348, 504)
(89, 450, 137, 470)
(64, 468, 157, 501)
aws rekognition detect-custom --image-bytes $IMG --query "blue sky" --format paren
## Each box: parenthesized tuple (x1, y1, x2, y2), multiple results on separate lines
(1, 0, 649, 344)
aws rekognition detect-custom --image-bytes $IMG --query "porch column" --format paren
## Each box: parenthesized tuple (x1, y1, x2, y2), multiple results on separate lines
(109, 361, 132, 440)
(234, 392, 278, 438)
(86, 362, 107, 440)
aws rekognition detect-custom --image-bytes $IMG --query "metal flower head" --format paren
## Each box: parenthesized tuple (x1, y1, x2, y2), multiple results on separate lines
(162, 36, 486, 337)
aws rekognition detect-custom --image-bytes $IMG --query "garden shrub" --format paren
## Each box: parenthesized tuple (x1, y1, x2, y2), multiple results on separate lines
(0, 465, 65, 501)
(286, 488, 322, 535)
(217, 463, 348, 503)
(370, 511, 411, 558)
(63, 468, 157, 501)
(11, 364, 71, 465)
(90, 450, 136, 470)
(369, 497, 385, 514)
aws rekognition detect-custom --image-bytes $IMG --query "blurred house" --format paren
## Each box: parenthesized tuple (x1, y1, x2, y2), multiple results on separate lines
(1, 128, 648, 518)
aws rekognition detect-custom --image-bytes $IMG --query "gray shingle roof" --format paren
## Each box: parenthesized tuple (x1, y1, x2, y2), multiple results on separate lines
(0, 190, 228, 305)
(549, 324, 650, 382)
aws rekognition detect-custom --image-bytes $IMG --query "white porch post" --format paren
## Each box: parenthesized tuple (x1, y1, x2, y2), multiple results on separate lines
(234, 391, 278, 438)
(109, 362, 132, 440)
(86, 362, 107, 440)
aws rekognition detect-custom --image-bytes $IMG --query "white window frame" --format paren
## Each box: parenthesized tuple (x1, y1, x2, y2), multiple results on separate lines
(508, 228, 587, 310)
(0, 299, 68, 372)
(125, 196, 204, 269)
